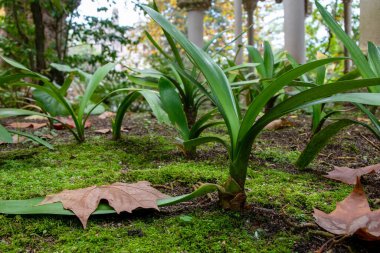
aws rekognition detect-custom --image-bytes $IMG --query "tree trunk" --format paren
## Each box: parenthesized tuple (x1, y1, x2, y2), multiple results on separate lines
(30, 0, 46, 72)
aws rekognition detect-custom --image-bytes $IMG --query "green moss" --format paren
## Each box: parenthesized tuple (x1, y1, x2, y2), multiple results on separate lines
(245, 167, 351, 221)
(253, 147, 300, 165)
(0, 135, 354, 252)
(0, 210, 300, 253)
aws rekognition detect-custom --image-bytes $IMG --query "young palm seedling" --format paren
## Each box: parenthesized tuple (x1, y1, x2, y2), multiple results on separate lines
(117, 3, 225, 157)
(295, 1, 380, 168)
(0, 56, 114, 142)
(141, 5, 380, 209)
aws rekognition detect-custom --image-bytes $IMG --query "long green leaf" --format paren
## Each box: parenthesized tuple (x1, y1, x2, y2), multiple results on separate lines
(247, 46, 266, 78)
(315, 1, 377, 83)
(184, 136, 229, 153)
(139, 90, 170, 125)
(0, 124, 12, 143)
(0, 55, 49, 80)
(355, 103, 380, 135)
(308, 93, 380, 106)
(8, 130, 53, 150)
(263, 41, 274, 78)
(159, 77, 189, 140)
(77, 63, 115, 124)
(112, 92, 141, 140)
(368, 42, 380, 76)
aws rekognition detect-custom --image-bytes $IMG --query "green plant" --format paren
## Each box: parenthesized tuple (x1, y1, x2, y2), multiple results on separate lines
(315, 0, 380, 89)
(140, 5, 380, 209)
(120, 3, 224, 157)
(245, 41, 292, 110)
(0, 55, 114, 142)
(294, 1, 380, 169)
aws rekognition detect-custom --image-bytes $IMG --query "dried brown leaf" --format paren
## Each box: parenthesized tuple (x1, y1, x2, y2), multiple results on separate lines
(264, 118, 294, 131)
(98, 111, 115, 120)
(324, 164, 380, 184)
(314, 178, 380, 241)
(7, 122, 47, 129)
(38, 181, 169, 228)
(53, 117, 91, 130)
(94, 128, 111, 134)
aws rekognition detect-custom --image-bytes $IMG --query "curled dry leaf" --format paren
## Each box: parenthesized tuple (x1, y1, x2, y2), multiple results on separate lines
(325, 164, 380, 184)
(7, 122, 47, 129)
(314, 178, 380, 241)
(98, 111, 115, 120)
(264, 118, 294, 131)
(94, 128, 111, 134)
(38, 181, 169, 228)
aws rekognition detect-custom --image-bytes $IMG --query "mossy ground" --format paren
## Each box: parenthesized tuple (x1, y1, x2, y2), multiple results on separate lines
(0, 129, 369, 253)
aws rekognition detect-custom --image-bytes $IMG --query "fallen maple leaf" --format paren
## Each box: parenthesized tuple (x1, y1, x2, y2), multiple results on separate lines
(98, 111, 115, 120)
(325, 164, 380, 185)
(38, 181, 169, 228)
(314, 178, 380, 241)
(7, 122, 47, 129)
(53, 117, 91, 130)
(94, 128, 111, 134)
(264, 118, 294, 131)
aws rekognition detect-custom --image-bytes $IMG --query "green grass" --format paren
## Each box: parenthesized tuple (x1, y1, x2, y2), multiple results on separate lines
(0, 135, 355, 252)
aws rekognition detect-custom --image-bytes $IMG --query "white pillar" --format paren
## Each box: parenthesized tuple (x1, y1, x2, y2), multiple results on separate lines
(187, 10, 205, 48)
(283, 0, 306, 63)
(360, 0, 380, 50)
(234, 0, 243, 64)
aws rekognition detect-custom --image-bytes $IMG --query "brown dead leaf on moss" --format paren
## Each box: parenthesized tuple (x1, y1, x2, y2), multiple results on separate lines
(7, 122, 47, 129)
(94, 129, 112, 134)
(38, 181, 169, 228)
(98, 111, 115, 119)
(53, 117, 91, 130)
(314, 178, 380, 241)
(324, 164, 380, 184)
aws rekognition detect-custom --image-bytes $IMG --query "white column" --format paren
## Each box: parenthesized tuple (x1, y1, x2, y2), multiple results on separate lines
(343, 0, 352, 72)
(360, 0, 380, 50)
(187, 10, 205, 48)
(283, 0, 306, 63)
(234, 0, 243, 64)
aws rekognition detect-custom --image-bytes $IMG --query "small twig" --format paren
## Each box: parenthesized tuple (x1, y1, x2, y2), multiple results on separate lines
(360, 133, 380, 151)
(307, 230, 335, 238)
(336, 156, 356, 160)
(152, 184, 172, 190)
(316, 234, 349, 253)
